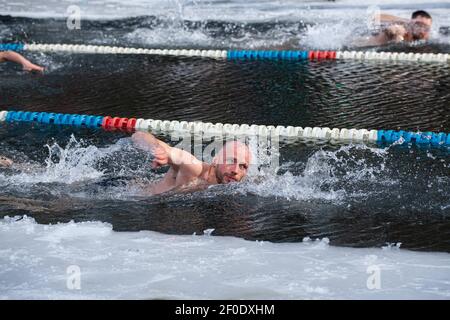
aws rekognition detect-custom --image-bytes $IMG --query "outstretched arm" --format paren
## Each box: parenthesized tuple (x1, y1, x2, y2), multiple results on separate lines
(131, 131, 204, 176)
(0, 51, 44, 72)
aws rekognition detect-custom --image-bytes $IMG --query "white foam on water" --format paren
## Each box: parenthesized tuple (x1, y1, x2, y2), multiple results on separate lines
(234, 143, 396, 203)
(0, 135, 106, 185)
(125, 25, 212, 47)
(0, 215, 449, 299)
(0, 135, 156, 187)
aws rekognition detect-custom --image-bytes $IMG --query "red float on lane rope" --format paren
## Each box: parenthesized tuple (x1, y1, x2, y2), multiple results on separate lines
(102, 116, 112, 129)
(127, 118, 136, 131)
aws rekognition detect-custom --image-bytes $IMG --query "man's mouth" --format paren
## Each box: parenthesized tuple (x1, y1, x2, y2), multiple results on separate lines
(224, 175, 237, 183)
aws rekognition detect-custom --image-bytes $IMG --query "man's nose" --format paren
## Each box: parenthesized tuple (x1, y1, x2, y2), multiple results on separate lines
(230, 164, 239, 174)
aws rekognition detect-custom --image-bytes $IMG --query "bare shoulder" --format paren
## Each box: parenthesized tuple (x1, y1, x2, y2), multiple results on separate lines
(176, 161, 210, 184)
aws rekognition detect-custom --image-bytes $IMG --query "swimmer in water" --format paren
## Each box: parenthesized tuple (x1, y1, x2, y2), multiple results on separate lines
(0, 51, 44, 72)
(355, 10, 432, 47)
(131, 131, 252, 195)
(0, 132, 252, 195)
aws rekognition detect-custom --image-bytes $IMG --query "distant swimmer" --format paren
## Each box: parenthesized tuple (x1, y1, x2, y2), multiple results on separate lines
(0, 51, 44, 72)
(132, 131, 252, 195)
(355, 10, 432, 47)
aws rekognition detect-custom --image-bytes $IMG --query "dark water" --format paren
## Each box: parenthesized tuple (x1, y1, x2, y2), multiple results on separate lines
(0, 16, 449, 252)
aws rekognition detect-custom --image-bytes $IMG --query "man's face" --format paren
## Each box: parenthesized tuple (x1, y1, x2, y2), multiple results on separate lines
(410, 16, 432, 40)
(214, 142, 251, 184)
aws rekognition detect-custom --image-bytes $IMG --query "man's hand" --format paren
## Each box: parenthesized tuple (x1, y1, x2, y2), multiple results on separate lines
(150, 143, 170, 169)
(22, 60, 44, 72)
(132, 131, 171, 169)
(386, 24, 407, 42)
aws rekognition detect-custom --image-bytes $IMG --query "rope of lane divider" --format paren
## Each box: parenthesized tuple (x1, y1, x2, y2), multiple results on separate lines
(0, 43, 449, 63)
(1, 110, 449, 146)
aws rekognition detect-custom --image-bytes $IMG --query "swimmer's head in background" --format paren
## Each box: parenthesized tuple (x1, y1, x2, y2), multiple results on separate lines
(212, 141, 252, 184)
(410, 10, 432, 40)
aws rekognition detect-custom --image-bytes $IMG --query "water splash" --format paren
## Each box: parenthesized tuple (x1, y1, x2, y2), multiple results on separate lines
(125, 25, 211, 47)
(1, 135, 129, 185)
(300, 19, 366, 50)
(230, 143, 395, 202)
(41, 135, 104, 183)
(31, 52, 64, 73)
(0, 134, 167, 201)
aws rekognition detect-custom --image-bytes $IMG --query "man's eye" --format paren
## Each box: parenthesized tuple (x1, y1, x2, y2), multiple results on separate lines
(226, 158, 234, 164)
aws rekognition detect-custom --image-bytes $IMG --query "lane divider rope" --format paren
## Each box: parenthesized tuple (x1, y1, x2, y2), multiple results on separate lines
(0, 43, 449, 63)
(1, 110, 449, 146)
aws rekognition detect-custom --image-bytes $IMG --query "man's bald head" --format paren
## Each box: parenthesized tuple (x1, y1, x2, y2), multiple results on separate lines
(213, 141, 252, 184)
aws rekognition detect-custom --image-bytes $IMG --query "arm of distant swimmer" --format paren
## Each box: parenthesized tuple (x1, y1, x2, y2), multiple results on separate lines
(376, 13, 409, 24)
(385, 24, 407, 42)
(131, 131, 204, 176)
(0, 51, 44, 72)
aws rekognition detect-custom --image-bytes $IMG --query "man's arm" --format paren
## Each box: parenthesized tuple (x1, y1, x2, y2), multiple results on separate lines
(131, 131, 204, 177)
(384, 24, 407, 41)
(0, 51, 44, 72)
(377, 13, 409, 24)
